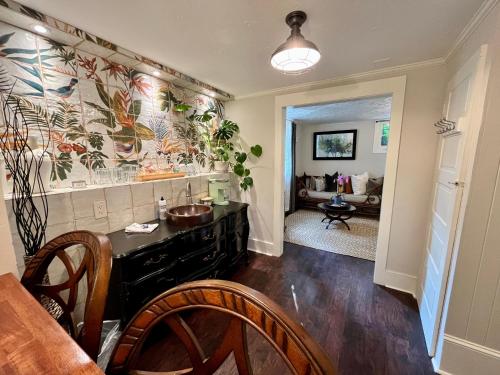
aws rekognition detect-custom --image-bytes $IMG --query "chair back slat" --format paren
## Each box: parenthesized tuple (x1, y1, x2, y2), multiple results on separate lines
(21, 230, 112, 361)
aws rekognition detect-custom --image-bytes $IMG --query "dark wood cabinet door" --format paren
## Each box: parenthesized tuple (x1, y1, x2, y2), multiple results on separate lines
(122, 265, 177, 321)
(122, 241, 178, 281)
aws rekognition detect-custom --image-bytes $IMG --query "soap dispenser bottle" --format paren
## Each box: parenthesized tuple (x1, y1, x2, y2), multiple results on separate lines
(159, 196, 167, 220)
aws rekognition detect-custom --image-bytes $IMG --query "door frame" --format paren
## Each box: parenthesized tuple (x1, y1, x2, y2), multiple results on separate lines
(284, 121, 297, 215)
(419, 45, 490, 360)
(273, 76, 407, 287)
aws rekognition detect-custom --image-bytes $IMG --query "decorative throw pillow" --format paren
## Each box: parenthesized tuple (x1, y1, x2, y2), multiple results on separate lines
(351, 172, 369, 195)
(324, 172, 338, 192)
(314, 177, 326, 192)
(344, 176, 353, 194)
(308, 176, 315, 190)
(302, 173, 313, 190)
(367, 176, 384, 192)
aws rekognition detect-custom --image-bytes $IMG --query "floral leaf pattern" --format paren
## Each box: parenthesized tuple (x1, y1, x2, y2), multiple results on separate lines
(0, 21, 223, 186)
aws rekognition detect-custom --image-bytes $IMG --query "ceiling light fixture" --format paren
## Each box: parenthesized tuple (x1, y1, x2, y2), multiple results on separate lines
(33, 25, 48, 34)
(270, 10, 320, 74)
(152, 70, 160, 77)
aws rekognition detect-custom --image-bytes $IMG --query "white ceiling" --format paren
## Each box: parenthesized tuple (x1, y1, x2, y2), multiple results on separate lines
(286, 96, 392, 124)
(15, 0, 485, 97)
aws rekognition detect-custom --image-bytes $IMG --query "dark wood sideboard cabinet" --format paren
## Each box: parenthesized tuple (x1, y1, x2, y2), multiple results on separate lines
(105, 201, 249, 324)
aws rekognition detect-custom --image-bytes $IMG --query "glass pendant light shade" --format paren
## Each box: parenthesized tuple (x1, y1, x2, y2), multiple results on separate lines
(271, 11, 320, 74)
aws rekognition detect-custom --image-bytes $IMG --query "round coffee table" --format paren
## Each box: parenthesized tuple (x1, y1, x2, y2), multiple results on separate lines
(317, 202, 357, 230)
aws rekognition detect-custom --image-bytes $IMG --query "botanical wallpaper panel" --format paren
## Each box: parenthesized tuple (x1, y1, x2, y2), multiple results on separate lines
(0, 21, 222, 188)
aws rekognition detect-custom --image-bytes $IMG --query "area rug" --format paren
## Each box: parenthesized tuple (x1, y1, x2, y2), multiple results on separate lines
(284, 209, 378, 261)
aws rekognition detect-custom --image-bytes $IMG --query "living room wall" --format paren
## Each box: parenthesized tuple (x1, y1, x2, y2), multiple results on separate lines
(295, 120, 387, 178)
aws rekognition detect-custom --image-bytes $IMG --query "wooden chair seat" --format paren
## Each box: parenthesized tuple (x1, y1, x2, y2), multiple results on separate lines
(107, 280, 336, 375)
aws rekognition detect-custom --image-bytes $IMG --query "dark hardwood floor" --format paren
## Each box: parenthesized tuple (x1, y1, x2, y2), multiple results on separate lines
(138, 242, 435, 375)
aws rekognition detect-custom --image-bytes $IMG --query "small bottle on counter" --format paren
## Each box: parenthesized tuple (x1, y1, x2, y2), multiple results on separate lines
(159, 196, 167, 220)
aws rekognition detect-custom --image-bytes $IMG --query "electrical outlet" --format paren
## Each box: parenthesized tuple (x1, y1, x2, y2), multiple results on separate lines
(93, 200, 107, 219)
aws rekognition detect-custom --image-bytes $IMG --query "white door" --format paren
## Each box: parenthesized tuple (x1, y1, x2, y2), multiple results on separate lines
(419, 47, 488, 356)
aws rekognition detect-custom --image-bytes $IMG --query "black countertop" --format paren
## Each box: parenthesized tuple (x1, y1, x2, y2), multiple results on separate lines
(107, 201, 248, 258)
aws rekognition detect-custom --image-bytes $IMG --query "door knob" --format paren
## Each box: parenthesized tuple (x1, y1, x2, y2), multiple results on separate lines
(448, 181, 464, 187)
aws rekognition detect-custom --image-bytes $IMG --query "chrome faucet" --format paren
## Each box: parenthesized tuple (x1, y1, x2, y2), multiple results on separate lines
(186, 181, 192, 204)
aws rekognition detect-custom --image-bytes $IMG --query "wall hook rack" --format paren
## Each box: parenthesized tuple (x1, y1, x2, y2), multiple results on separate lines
(434, 118, 456, 135)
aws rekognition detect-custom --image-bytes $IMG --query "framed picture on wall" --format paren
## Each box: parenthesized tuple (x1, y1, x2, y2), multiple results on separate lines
(313, 130, 357, 160)
(373, 120, 390, 153)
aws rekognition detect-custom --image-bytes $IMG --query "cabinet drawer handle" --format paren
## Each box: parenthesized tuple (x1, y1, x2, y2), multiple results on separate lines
(202, 234, 215, 241)
(157, 276, 174, 285)
(202, 252, 217, 262)
(144, 253, 167, 266)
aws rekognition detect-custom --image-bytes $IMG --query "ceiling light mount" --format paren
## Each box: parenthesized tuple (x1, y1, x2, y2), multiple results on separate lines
(271, 10, 320, 74)
(285, 10, 307, 34)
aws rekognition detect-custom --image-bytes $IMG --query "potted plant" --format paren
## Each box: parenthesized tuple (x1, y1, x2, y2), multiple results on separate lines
(174, 104, 263, 190)
(210, 119, 262, 190)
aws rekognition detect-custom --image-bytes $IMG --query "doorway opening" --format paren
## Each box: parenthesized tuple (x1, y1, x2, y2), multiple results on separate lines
(283, 96, 392, 261)
(273, 76, 406, 287)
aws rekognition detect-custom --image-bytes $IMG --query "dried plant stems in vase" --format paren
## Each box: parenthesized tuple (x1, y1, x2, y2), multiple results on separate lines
(0, 86, 61, 316)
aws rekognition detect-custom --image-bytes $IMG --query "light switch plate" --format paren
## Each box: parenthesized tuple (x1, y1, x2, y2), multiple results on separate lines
(93, 200, 108, 219)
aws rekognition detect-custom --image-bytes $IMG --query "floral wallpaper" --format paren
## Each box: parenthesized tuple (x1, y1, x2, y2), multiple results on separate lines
(0, 21, 223, 188)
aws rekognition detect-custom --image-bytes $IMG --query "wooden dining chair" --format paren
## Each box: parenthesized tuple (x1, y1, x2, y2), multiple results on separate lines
(21, 230, 112, 361)
(107, 279, 336, 375)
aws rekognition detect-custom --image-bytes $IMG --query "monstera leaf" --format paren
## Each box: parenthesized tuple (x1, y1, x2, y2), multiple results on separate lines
(213, 120, 239, 141)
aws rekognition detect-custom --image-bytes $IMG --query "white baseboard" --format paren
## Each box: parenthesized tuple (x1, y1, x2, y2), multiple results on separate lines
(435, 334, 500, 375)
(376, 269, 417, 298)
(247, 238, 277, 256)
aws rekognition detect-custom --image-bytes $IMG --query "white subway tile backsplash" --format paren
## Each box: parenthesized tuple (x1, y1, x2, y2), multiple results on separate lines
(200, 175, 210, 195)
(153, 180, 172, 202)
(171, 179, 188, 206)
(133, 204, 156, 223)
(11, 232, 26, 261)
(131, 183, 154, 207)
(188, 176, 201, 196)
(108, 209, 134, 232)
(45, 194, 74, 226)
(75, 217, 109, 233)
(105, 185, 132, 212)
(6, 205, 17, 233)
(71, 189, 105, 219)
(45, 222, 76, 241)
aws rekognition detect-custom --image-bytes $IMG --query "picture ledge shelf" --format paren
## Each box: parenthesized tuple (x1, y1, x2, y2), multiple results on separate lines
(3, 172, 225, 201)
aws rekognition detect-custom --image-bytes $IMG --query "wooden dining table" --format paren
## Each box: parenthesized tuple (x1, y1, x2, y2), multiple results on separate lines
(0, 273, 103, 374)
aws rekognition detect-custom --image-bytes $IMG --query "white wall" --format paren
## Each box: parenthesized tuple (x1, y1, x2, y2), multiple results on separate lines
(295, 120, 387, 178)
(225, 95, 276, 255)
(432, 3, 500, 374)
(226, 63, 446, 290)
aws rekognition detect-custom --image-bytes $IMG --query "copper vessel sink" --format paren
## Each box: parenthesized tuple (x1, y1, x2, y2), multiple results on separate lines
(166, 204, 214, 227)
